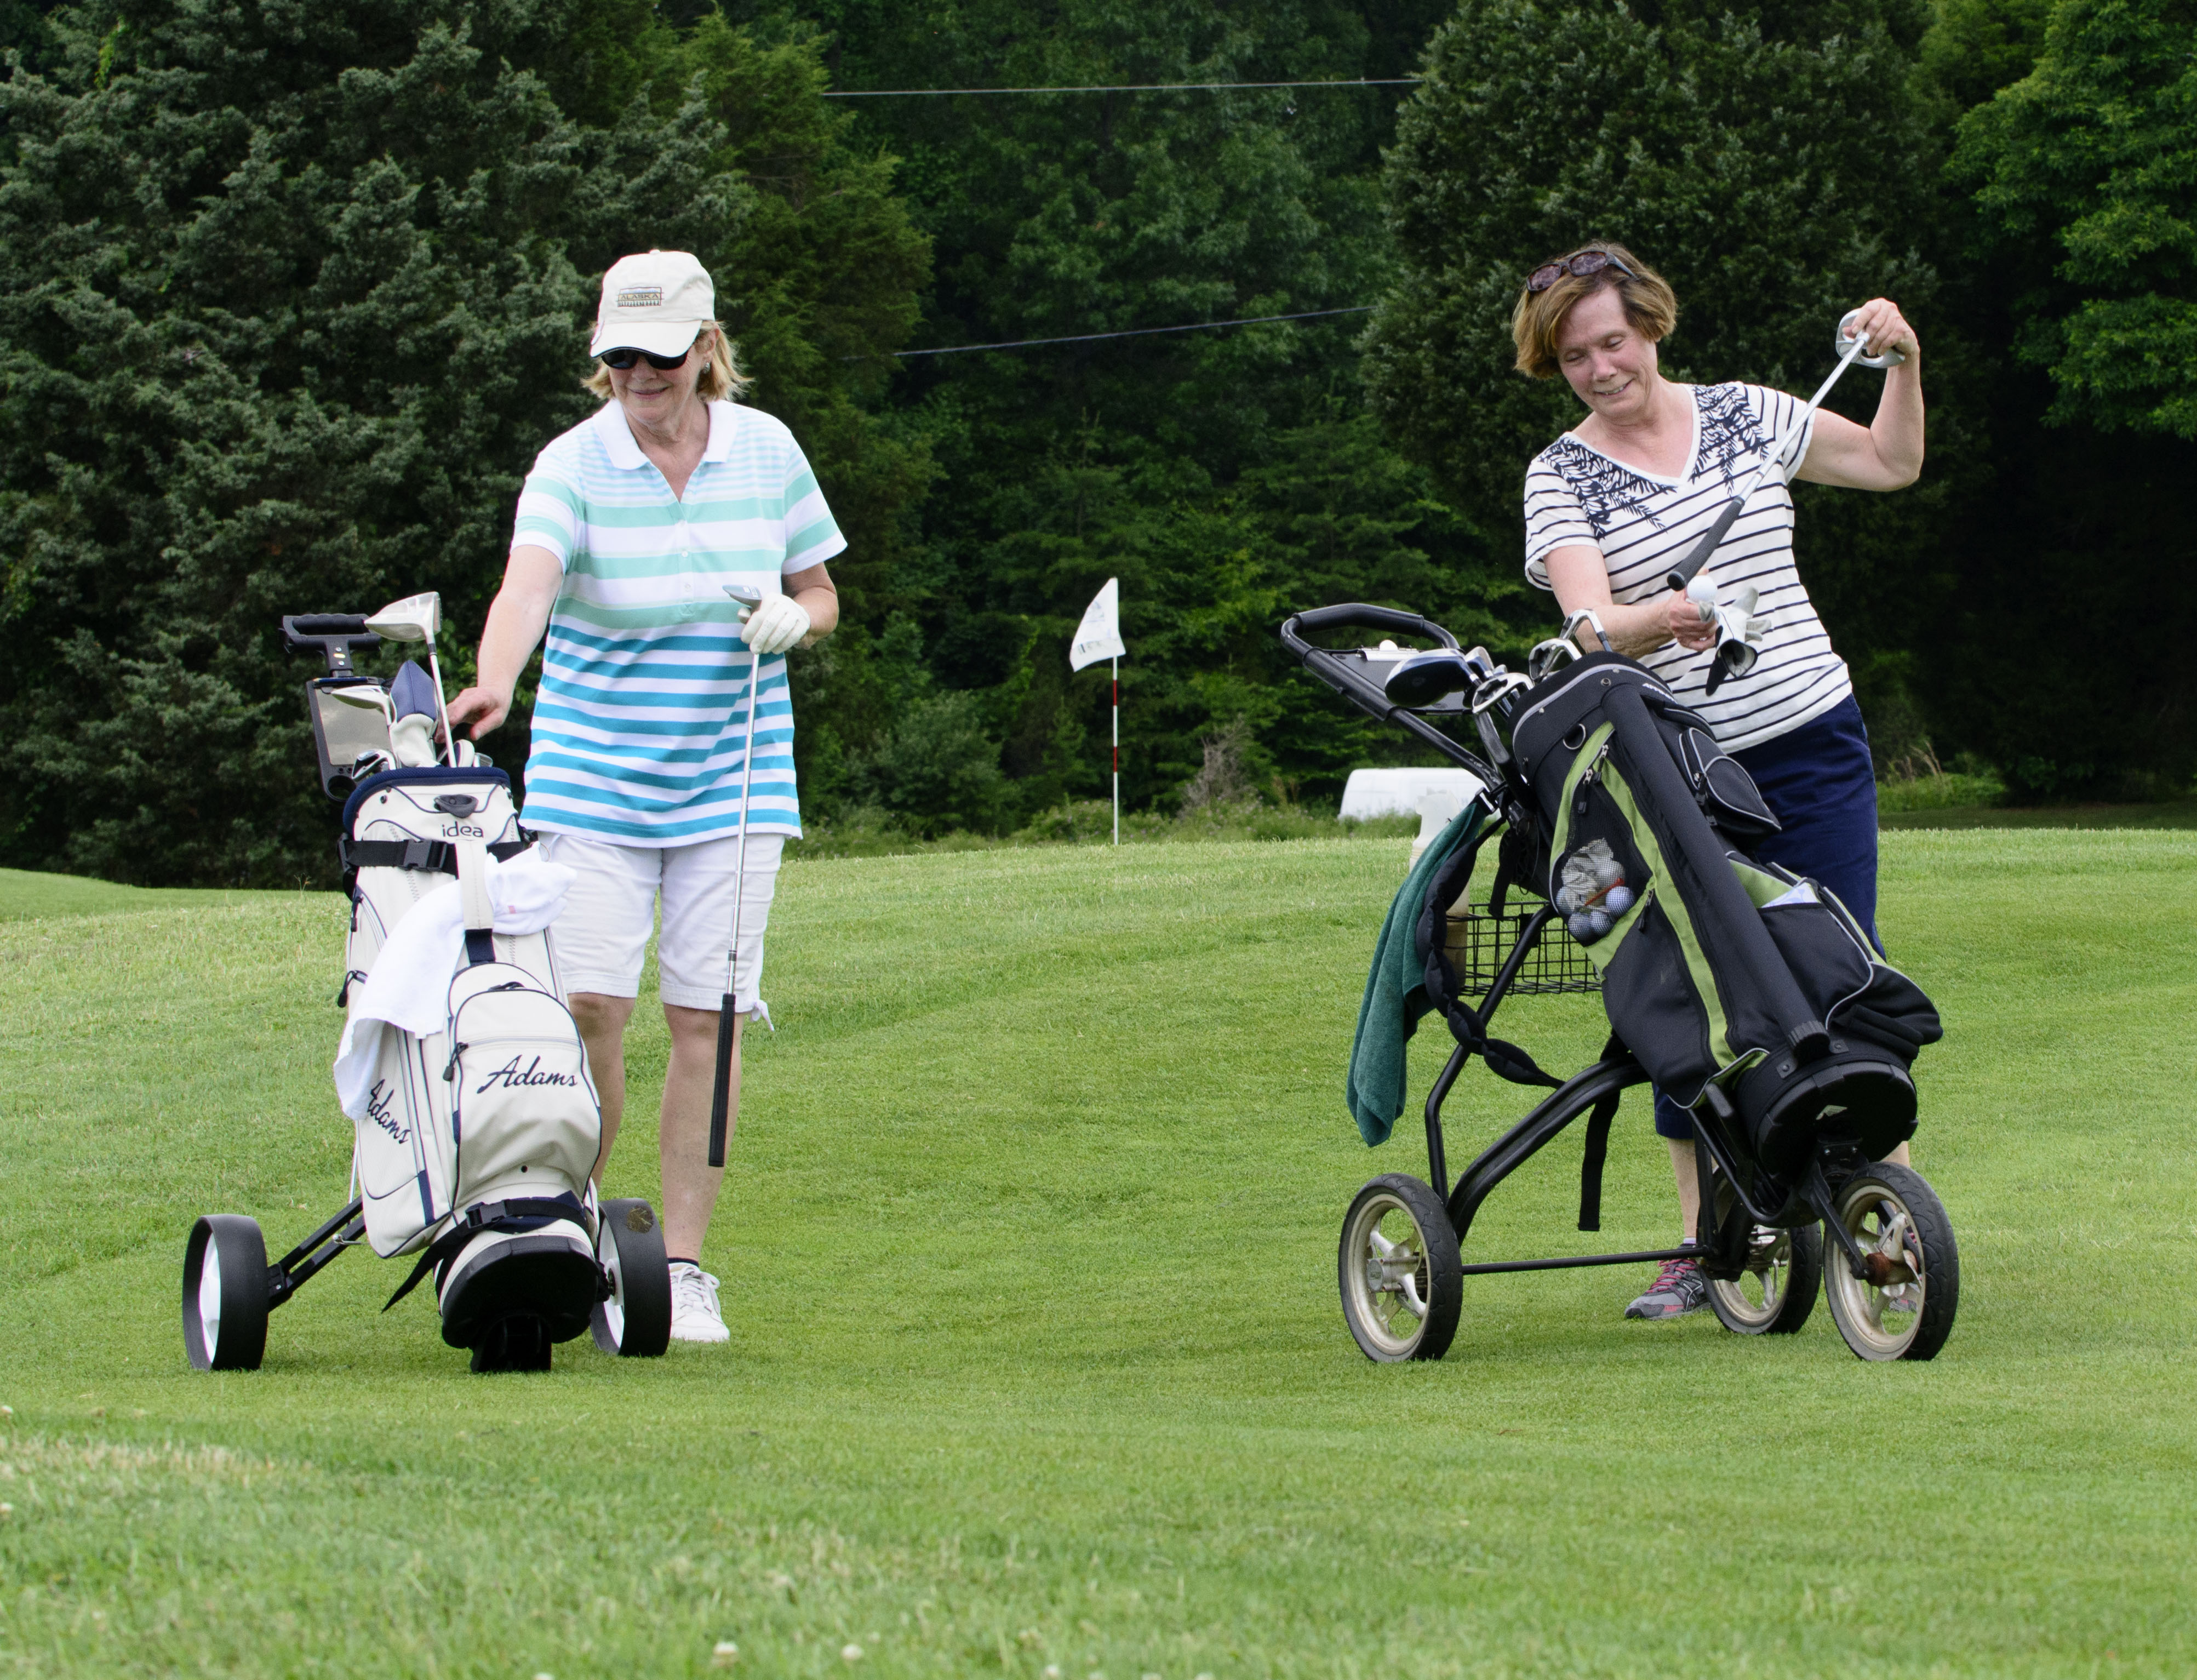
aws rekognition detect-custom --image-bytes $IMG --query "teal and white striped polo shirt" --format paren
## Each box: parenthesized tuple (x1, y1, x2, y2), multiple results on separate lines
(510, 399, 845, 844)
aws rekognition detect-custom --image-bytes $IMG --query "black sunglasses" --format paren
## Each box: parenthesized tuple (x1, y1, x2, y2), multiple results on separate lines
(599, 344, 693, 372)
(1526, 249, 1634, 294)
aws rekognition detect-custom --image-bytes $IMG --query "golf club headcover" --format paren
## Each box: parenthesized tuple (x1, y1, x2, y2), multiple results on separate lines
(390, 713, 439, 767)
(390, 659, 439, 721)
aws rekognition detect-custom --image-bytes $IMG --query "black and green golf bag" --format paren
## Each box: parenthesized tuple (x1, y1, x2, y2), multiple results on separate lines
(1506, 654, 1941, 1185)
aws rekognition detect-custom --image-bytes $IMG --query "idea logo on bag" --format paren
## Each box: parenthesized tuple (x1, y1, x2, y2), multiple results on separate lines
(440, 822, 485, 839)
(474, 1055, 581, 1094)
(367, 1079, 409, 1145)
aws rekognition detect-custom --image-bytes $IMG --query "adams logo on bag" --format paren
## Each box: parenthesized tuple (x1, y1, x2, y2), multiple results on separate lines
(474, 1055, 582, 1094)
(366, 1079, 409, 1145)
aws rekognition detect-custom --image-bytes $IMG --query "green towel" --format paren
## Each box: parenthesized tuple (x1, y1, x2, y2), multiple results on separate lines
(1344, 805, 1486, 1146)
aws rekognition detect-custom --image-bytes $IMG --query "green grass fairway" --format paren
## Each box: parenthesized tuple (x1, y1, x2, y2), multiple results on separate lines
(3, 832, 2194, 1677)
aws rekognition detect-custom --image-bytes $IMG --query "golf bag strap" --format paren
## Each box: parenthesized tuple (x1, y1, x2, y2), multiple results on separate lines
(381, 1197, 590, 1312)
(1441, 996, 1563, 1089)
(340, 837, 529, 873)
(1577, 1092, 1619, 1231)
(455, 838, 495, 966)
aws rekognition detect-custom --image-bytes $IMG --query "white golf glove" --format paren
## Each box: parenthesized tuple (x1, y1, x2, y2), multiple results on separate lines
(740, 593, 811, 655)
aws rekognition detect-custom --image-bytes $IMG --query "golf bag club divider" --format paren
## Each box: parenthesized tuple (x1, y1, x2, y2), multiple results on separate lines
(1285, 604, 1958, 1363)
(180, 602, 676, 1375)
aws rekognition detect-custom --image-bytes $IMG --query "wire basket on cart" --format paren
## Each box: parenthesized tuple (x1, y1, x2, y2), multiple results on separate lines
(1443, 901, 1601, 997)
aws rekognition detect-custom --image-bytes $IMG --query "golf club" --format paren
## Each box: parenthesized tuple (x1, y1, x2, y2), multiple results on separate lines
(706, 582, 767, 1169)
(1662, 308, 1905, 595)
(364, 592, 456, 767)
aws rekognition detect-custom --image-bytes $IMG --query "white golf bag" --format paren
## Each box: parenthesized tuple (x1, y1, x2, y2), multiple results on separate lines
(181, 609, 671, 1378)
(341, 767, 608, 1368)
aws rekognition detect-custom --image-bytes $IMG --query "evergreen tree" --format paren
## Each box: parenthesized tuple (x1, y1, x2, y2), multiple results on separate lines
(1954, 0, 2197, 439)
(0, 0, 925, 883)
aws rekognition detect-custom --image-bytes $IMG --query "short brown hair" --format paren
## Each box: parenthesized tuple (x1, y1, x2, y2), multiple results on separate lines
(582, 322, 752, 402)
(1510, 243, 1678, 379)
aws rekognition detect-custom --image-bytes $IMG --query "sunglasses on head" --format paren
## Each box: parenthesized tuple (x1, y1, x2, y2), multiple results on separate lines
(599, 344, 694, 372)
(1526, 249, 1634, 293)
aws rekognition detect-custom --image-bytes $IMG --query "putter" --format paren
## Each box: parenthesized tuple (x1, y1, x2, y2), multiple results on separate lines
(363, 592, 456, 766)
(706, 583, 768, 1169)
(1663, 308, 1905, 594)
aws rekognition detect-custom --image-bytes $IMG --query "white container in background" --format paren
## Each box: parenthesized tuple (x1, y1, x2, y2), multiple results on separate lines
(1340, 768, 1488, 867)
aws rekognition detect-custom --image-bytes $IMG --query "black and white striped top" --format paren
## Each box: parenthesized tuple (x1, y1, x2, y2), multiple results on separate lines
(1522, 382, 1852, 751)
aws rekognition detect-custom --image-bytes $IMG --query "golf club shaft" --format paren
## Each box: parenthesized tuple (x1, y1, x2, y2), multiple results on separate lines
(426, 645, 456, 767)
(1663, 334, 1869, 592)
(706, 645, 764, 1169)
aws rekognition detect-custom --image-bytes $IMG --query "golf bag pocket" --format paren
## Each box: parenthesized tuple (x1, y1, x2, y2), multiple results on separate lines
(1596, 893, 1719, 1102)
(1677, 725, 1779, 842)
(353, 1023, 455, 1258)
(1754, 878, 1942, 1060)
(445, 963, 601, 1210)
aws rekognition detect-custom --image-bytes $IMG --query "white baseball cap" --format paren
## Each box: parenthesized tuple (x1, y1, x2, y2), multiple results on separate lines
(589, 249, 716, 358)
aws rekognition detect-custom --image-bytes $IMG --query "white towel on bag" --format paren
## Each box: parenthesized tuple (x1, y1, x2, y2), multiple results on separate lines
(333, 848, 576, 1119)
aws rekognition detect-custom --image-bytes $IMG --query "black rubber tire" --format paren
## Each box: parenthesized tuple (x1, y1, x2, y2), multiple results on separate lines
(1337, 1174, 1463, 1363)
(591, 1198, 672, 1357)
(1705, 1180, 1822, 1336)
(1823, 1162, 1959, 1362)
(182, 1215, 270, 1372)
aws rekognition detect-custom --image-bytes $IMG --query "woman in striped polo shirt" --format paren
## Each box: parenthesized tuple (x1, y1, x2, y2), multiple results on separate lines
(1512, 243, 1925, 1323)
(447, 250, 843, 1345)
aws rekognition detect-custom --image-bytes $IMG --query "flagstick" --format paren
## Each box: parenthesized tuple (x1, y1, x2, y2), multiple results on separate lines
(1111, 655, 1120, 846)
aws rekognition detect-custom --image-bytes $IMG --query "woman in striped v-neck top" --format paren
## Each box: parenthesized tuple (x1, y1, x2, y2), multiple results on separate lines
(1510, 242, 1926, 1324)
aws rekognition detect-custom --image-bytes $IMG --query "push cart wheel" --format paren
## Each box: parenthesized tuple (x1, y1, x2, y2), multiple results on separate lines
(591, 1198, 672, 1358)
(1705, 1180, 1821, 1336)
(1338, 1175, 1462, 1363)
(1822, 1163, 1959, 1362)
(182, 1215, 270, 1372)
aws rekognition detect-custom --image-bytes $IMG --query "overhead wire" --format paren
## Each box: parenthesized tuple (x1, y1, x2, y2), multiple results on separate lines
(825, 78, 1422, 97)
(867, 306, 1375, 359)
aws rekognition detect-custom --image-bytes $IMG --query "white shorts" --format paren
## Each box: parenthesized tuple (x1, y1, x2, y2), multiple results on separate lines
(536, 831, 785, 1016)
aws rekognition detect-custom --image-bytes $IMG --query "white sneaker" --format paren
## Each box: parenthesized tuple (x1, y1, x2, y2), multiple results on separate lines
(668, 1262, 730, 1344)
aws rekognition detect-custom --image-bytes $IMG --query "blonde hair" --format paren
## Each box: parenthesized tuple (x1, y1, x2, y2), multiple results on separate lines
(582, 322, 751, 402)
(1510, 243, 1678, 379)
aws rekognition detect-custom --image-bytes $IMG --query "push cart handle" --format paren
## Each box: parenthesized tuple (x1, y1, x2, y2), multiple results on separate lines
(1277, 603, 1492, 782)
(1280, 603, 1461, 655)
(282, 613, 383, 677)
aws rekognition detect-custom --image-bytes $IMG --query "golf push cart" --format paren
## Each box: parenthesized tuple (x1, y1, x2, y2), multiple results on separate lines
(1284, 604, 1960, 1364)
(181, 597, 672, 1374)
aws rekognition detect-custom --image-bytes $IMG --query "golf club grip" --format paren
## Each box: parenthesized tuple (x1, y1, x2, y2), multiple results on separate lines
(705, 996, 736, 1168)
(1664, 499, 1743, 592)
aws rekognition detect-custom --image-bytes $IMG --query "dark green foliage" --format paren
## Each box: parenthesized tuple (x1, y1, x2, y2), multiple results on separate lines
(1954, 0, 2197, 439)
(1919, 0, 2054, 113)
(0, 0, 925, 883)
(1909, 0, 2197, 801)
(746, 0, 1512, 822)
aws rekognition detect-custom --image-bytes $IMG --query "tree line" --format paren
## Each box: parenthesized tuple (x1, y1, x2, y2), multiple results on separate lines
(1, 0, 2189, 884)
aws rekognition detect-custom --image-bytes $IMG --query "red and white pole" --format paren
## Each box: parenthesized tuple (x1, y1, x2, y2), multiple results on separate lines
(1110, 657, 1121, 845)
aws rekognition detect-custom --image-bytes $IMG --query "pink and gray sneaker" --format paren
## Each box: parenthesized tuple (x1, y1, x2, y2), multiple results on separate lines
(1624, 1253, 1708, 1320)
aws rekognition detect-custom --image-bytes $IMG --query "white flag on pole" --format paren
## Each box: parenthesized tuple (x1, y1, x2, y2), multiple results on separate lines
(1069, 578, 1125, 671)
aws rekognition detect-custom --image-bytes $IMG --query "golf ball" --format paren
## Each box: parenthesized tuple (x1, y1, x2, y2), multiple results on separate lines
(1555, 886, 1577, 915)
(1567, 911, 1597, 942)
(1603, 884, 1635, 916)
(1586, 909, 1614, 939)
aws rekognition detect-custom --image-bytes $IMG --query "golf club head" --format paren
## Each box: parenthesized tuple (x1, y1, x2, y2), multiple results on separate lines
(1382, 649, 1475, 710)
(364, 591, 442, 644)
(1526, 636, 1581, 682)
(1835, 308, 1904, 369)
(723, 584, 764, 607)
